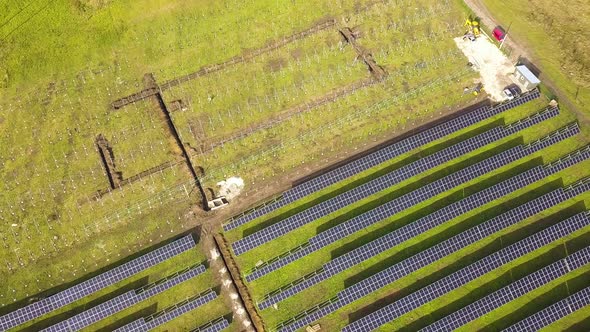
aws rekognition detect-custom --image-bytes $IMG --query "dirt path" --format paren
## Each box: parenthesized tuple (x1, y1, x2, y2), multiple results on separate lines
(463, 0, 588, 125)
(201, 228, 260, 332)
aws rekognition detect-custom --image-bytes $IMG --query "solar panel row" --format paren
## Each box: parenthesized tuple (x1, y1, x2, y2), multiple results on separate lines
(247, 124, 581, 283)
(340, 212, 590, 332)
(42, 265, 206, 331)
(275, 179, 590, 332)
(314, 123, 579, 246)
(422, 242, 590, 331)
(224, 90, 541, 231)
(0, 235, 196, 332)
(256, 147, 590, 307)
(114, 290, 217, 332)
(233, 107, 558, 256)
(191, 317, 230, 332)
(503, 286, 590, 332)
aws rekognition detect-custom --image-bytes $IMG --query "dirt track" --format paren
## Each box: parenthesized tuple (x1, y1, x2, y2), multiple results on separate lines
(463, 0, 587, 125)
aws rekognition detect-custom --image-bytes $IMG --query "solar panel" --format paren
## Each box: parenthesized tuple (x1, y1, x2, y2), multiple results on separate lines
(42, 265, 206, 331)
(422, 243, 590, 331)
(232, 109, 565, 256)
(340, 213, 590, 332)
(224, 89, 541, 231)
(0, 235, 196, 332)
(248, 129, 586, 284)
(190, 317, 230, 332)
(503, 286, 590, 332)
(258, 162, 589, 308)
(275, 179, 590, 332)
(315, 123, 579, 245)
(114, 290, 217, 332)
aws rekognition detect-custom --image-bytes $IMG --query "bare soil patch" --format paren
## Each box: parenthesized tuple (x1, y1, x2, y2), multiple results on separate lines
(266, 57, 287, 73)
(193, 77, 378, 155)
(212, 233, 261, 332)
(339, 27, 386, 80)
(95, 134, 123, 189)
(454, 36, 515, 101)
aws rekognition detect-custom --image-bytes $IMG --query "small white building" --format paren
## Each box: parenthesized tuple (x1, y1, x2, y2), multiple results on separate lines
(514, 65, 541, 90)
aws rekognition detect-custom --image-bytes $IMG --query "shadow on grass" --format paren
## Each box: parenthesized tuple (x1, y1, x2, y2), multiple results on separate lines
(482, 268, 590, 332)
(566, 314, 590, 332)
(401, 246, 567, 331)
(329, 155, 544, 260)
(314, 139, 523, 235)
(190, 313, 234, 332)
(345, 203, 589, 327)
(21, 276, 150, 331)
(240, 116, 501, 237)
(346, 238, 504, 322)
(95, 303, 159, 332)
(406, 226, 590, 332)
(293, 98, 494, 187)
(0, 228, 201, 321)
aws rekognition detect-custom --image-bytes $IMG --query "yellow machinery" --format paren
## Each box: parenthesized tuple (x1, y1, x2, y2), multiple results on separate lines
(463, 83, 484, 96)
(464, 17, 481, 38)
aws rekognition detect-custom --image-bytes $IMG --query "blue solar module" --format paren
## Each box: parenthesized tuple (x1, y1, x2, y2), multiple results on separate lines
(340, 213, 590, 332)
(503, 286, 590, 332)
(191, 318, 230, 332)
(114, 290, 217, 332)
(232, 108, 564, 256)
(275, 178, 590, 332)
(224, 89, 541, 231)
(0, 235, 196, 332)
(422, 242, 590, 331)
(314, 123, 578, 247)
(256, 147, 590, 308)
(248, 143, 590, 283)
(42, 265, 206, 331)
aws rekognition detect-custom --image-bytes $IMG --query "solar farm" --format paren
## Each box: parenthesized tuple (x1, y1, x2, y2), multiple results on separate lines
(224, 87, 590, 330)
(0, 235, 233, 331)
(1, 0, 590, 331)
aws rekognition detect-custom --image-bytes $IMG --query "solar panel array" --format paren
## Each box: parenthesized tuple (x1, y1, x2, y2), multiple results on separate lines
(256, 148, 590, 307)
(42, 265, 206, 331)
(233, 106, 558, 256)
(224, 89, 541, 231)
(0, 235, 196, 332)
(340, 212, 590, 332)
(251, 124, 579, 281)
(250, 142, 590, 283)
(422, 241, 590, 331)
(275, 179, 590, 332)
(313, 123, 579, 247)
(114, 290, 217, 332)
(503, 286, 590, 332)
(191, 317, 230, 332)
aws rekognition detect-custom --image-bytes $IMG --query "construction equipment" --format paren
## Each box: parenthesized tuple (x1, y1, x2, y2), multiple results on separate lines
(463, 83, 484, 96)
(463, 17, 481, 40)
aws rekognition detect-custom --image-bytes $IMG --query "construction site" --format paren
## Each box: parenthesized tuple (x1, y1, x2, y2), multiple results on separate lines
(0, 0, 589, 331)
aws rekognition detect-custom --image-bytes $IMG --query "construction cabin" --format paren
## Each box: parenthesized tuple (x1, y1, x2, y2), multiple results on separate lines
(514, 65, 541, 90)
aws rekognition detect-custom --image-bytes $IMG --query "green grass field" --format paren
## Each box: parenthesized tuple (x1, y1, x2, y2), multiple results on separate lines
(1, 0, 590, 330)
(479, 0, 590, 119)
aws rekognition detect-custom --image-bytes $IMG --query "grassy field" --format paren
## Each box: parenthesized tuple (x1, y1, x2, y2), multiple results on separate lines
(0, 0, 480, 315)
(2, 0, 589, 330)
(478, 0, 590, 118)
